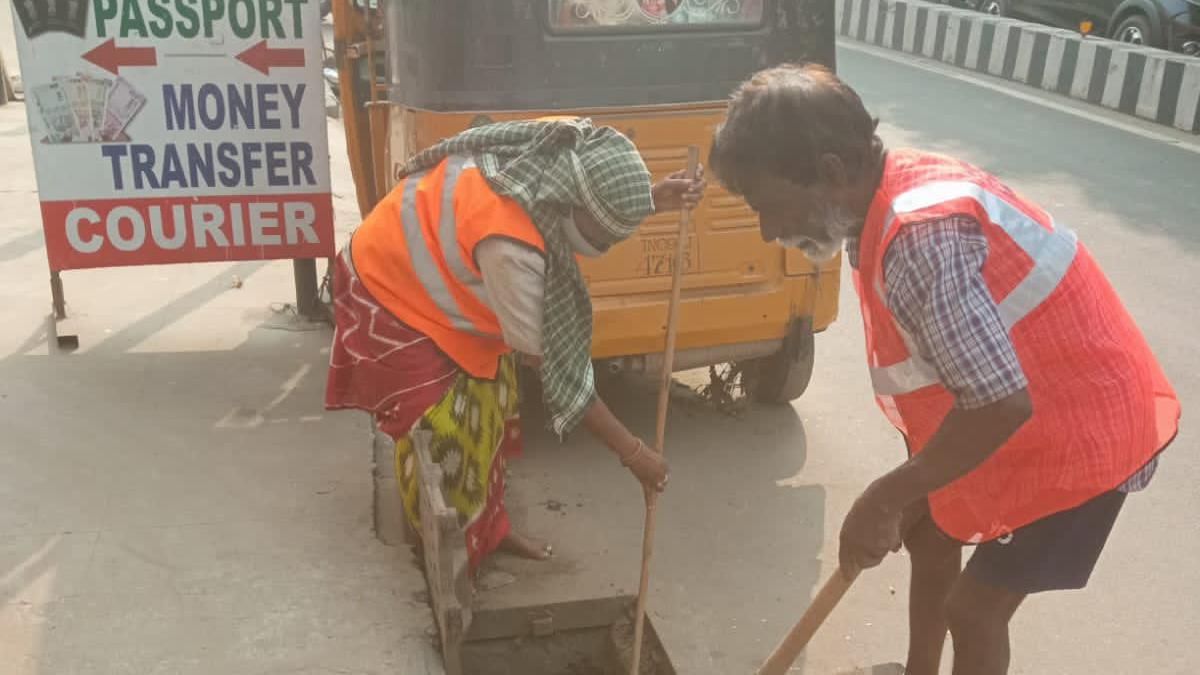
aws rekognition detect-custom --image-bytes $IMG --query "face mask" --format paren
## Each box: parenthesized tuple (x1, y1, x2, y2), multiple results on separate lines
(563, 207, 609, 258)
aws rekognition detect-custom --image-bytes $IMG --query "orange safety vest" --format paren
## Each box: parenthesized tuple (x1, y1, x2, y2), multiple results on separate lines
(351, 155, 546, 379)
(855, 150, 1179, 543)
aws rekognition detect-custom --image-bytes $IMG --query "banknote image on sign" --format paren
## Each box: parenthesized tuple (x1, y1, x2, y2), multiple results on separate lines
(32, 74, 145, 143)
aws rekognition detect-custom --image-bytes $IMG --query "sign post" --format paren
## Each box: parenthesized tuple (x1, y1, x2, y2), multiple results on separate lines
(10, 0, 335, 336)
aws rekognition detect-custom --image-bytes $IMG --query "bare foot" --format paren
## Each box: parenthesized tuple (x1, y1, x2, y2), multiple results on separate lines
(500, 530, 553, 561)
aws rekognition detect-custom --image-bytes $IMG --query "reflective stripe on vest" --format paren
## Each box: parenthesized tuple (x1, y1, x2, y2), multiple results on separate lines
(398, 157, 499, 339)
(438, 156, 491, 312)
(869, 181, 1080, 396)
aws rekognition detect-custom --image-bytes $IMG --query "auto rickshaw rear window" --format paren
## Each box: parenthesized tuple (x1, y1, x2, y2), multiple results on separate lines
(548, 0, 765, 32)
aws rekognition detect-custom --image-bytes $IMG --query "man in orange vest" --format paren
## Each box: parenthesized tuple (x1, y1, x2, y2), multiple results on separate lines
(710, 65, 1179, 674)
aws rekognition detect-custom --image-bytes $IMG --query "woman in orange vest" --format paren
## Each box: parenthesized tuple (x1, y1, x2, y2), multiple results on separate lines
(710, 65, 1178, 675)
(326, 119, 705, 571)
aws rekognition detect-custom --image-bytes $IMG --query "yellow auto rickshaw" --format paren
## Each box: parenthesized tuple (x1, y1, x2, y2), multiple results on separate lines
(331, 0, 840, 402)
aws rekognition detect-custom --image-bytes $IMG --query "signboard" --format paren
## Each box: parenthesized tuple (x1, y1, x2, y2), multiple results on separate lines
(11, 0, 334, 272)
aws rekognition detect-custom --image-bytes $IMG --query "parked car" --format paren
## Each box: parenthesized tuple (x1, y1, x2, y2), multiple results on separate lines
(971, 0, 1200, 55)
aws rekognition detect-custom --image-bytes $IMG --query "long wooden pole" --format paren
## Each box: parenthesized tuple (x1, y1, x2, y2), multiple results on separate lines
(756, 566, 861, 675)
(629, 146, 701, 674)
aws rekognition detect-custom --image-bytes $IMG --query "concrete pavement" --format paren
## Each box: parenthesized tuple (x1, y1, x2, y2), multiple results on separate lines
(0, 90, 443, 674)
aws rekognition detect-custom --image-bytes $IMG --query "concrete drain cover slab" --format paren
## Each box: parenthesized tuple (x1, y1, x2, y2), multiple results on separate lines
(462, 595, 674, 675)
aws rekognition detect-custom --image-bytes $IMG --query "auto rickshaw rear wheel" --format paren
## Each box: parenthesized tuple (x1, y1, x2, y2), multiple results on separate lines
(741, 318, 816, 404)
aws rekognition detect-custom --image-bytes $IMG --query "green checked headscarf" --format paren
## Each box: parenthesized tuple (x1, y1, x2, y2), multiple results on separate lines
(399, 119, 654, 437)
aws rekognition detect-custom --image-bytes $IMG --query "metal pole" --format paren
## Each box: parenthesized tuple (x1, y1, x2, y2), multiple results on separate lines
(293, 259, 320, 319)
(50, 271, 66, 319)
(0, 51, 10, 106)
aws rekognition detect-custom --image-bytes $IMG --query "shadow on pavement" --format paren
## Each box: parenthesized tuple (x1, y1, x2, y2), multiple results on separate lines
(0, 230, 42, 262)
(81, 260, 271, 357)
(0, 310, 431, 675)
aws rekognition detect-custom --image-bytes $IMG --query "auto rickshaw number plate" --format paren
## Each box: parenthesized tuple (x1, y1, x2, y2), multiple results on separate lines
(637, 234, 697, 277)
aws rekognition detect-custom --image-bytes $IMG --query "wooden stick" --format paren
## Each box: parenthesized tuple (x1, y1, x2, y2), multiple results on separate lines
(756, 566, 862, 675)
(653, 148, 701, 454)
(629, 146, 701, 675)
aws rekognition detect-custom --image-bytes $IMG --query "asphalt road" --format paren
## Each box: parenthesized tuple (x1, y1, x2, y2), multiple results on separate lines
(501, 43, 1200, 674)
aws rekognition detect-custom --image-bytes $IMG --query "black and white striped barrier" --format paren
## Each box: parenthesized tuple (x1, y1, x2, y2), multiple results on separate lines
(836, 0, 1200, 134)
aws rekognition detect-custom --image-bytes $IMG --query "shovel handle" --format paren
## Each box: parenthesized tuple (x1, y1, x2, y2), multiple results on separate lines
(757, 566, 861, 675)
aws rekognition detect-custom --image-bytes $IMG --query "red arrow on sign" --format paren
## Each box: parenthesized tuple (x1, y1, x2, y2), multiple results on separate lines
(82, 38, 158, 75)
(236, 40, 306, 75)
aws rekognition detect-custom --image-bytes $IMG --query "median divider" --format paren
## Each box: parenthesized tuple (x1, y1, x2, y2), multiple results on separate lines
(836, 0, 1200, 134)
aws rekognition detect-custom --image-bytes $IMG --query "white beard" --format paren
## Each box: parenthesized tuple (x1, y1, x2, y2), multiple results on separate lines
(783, 236, 844, 262)
(780, 202, 859, 262)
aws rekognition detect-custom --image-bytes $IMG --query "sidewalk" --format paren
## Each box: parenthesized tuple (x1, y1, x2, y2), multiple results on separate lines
(0, 95, 443, 673)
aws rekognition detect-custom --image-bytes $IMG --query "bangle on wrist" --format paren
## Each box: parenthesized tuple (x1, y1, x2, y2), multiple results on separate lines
(620, 439, 646, 467)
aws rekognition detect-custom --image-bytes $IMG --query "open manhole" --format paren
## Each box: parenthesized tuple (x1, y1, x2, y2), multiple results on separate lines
(412, 431, 675, 674)
(461, 596, 675, 675)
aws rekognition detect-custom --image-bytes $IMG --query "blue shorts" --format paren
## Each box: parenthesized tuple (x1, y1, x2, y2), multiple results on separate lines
(963, 489, 1127, 594)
